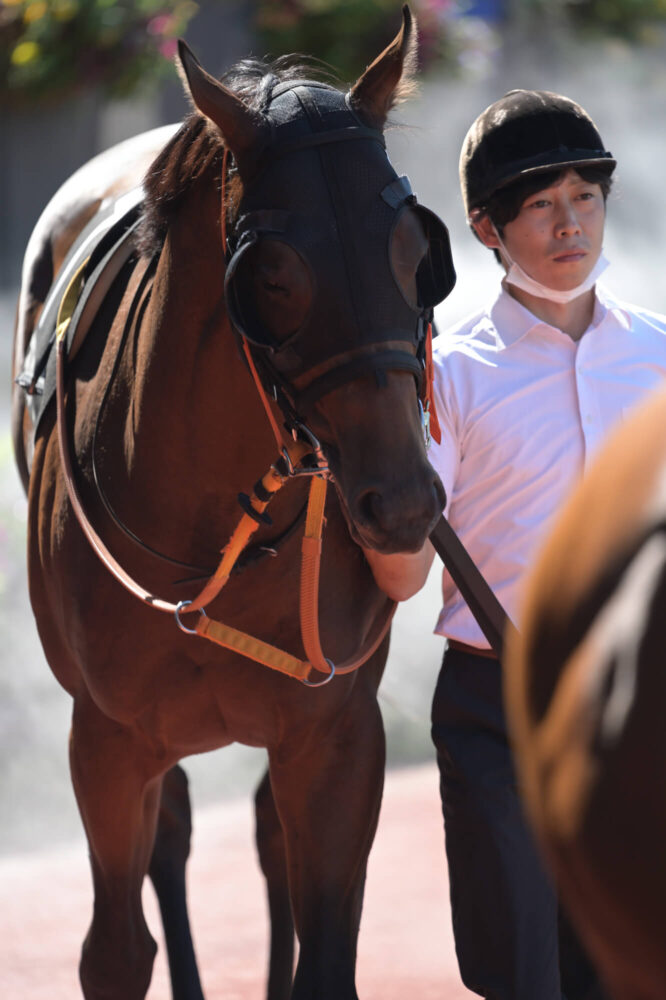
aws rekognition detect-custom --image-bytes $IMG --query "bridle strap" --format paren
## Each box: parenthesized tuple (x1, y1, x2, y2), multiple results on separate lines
(294, 349, 423, 413)
(56, 262, 178, 615)
(423, 323, 441, 444)
(299, 475, 396, 674)
(242, 339, 287, 452)
(194, 474, 395, 679)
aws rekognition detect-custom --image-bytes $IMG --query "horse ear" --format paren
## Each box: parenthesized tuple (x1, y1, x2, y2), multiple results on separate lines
(176, 40, 270, 168)
(349, 5, 418, 130)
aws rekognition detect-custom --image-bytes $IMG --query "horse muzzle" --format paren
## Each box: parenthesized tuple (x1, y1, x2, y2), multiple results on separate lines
(333, 453, 446, 554)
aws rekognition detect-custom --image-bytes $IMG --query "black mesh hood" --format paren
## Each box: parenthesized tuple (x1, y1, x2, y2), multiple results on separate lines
(224, 80, 455, 412)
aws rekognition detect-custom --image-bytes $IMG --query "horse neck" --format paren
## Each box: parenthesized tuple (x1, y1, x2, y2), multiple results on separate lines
(119, 172, 281, 532)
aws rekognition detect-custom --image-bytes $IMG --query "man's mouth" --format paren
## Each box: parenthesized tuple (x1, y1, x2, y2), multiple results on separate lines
(553, 249, 588, 263)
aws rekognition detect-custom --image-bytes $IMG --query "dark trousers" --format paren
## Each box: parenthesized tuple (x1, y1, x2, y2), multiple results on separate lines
(431, 647, 609, 1000)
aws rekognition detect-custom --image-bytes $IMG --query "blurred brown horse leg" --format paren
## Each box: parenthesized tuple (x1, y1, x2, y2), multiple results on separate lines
(149, 765, 297, 1000)
(70, 690, 163, 1000)
(149, 765, 204, 1000)
(255, 769, 295, 1000)
(268, 652, 386, 1000)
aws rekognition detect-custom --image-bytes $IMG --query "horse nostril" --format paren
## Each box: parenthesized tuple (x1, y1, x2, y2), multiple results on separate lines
(358, 489, 383, 527)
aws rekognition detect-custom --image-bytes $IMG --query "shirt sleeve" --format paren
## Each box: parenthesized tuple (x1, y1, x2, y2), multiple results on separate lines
(427, 354, 460, 516)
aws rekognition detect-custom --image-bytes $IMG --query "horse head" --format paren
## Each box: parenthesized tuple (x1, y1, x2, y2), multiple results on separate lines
(177, 6, 453, 554)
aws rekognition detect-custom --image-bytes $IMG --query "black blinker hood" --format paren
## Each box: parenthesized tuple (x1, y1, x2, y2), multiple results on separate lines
(224, 78, 456, 413)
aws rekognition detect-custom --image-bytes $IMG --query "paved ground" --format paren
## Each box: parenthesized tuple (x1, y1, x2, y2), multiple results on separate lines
(1, 762, 474, 999)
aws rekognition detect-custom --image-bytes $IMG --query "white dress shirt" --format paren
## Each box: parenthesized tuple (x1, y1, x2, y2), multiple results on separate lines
(429, 282, 666, 648)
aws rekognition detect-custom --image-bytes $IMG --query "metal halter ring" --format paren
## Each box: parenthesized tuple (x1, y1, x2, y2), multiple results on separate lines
(301, 658, 336, 687)
(284, 422, 331, 478)
(175, 599, 207, 635)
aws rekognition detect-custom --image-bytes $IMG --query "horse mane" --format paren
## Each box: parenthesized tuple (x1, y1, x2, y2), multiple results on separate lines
(138, 55, 339, 258)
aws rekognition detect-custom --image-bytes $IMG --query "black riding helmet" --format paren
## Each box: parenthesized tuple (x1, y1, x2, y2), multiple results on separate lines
(459, 89, 616, 217)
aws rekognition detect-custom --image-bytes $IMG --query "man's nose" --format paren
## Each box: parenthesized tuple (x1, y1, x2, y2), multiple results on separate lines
(556, 201, 582, 237)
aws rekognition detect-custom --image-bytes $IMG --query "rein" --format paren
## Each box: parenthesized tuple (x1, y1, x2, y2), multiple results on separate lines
(53, 165, 395, 686)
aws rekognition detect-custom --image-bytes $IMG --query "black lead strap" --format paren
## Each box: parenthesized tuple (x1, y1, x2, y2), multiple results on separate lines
(429, 515, 512, 658)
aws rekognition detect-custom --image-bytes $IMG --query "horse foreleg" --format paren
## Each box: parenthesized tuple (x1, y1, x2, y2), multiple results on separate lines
(148, 764, 205, 1000)
(255, 767, 295, 1000)
(69, 691, 162, 1000)
(269, 684, 386, 1000)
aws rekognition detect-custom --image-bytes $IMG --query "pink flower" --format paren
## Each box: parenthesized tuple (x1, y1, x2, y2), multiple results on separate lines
(422, 0, 454, 11)
(160, 38, 179, 59)
(148, 14, 173, 36)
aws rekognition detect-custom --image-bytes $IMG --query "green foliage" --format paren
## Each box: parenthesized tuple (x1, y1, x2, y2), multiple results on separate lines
(254, 0, 498, 82)
(0, 0, 197, 107)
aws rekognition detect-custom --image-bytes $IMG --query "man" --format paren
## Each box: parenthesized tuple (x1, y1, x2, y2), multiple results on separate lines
(364, 90, 666, 999)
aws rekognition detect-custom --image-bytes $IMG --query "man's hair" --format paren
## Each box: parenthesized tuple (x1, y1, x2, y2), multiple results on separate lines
(474, 166, 614, 264)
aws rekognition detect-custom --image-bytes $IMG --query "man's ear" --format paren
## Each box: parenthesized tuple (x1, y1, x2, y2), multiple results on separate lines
(470, 210, 501, 250)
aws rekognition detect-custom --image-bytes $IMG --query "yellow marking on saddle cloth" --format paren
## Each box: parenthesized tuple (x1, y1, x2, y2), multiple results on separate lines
(55, 259, 90, 344)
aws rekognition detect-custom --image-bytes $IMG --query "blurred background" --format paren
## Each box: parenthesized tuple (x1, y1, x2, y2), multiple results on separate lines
(1, 0, 666, 855)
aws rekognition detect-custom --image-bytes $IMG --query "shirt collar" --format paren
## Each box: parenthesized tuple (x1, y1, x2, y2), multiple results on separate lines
(594, 283, 632, 330)
(489, 281, 632, 350)
(489, 284, 545, 350)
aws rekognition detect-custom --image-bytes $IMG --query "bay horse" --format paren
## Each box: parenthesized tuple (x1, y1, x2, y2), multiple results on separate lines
(10, 7, 454, 999)
(504, 384, 666, 1000)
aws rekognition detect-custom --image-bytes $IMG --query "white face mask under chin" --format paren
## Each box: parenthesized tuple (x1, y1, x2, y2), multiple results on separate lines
(504, 254, 609, 304)
(492, 225, 609, 304)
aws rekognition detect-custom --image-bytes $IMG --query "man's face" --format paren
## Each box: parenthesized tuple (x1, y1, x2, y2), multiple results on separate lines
(499, 169, 606, 291)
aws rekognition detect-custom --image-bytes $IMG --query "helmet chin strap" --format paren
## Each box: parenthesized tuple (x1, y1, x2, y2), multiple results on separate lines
(490, 222, 609, 304)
